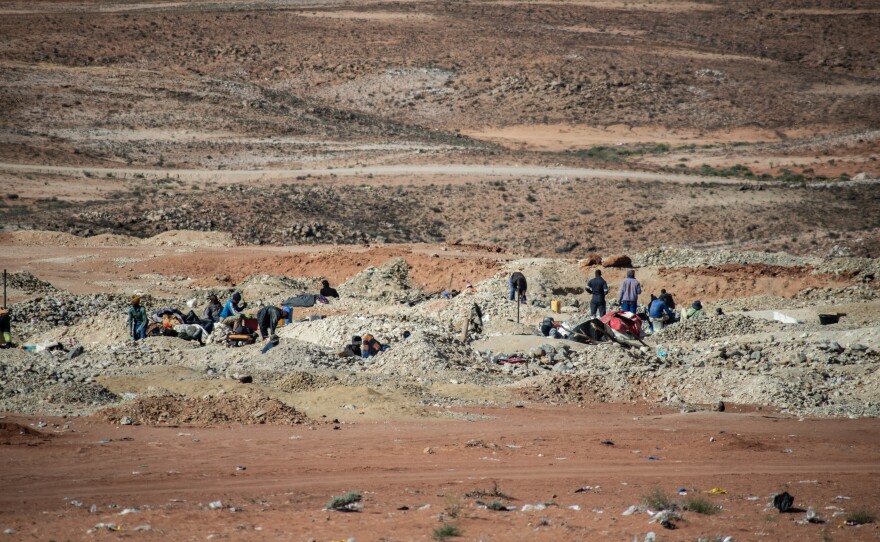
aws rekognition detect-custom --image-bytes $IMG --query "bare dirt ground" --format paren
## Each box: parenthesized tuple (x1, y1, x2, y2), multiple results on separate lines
(2, 406, 879, 541)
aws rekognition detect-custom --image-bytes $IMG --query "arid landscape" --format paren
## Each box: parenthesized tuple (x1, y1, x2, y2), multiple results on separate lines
(1, 0, 879, 540)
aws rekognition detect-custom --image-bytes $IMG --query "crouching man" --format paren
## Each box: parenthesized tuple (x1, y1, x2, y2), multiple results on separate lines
(256, 305, 290, 342)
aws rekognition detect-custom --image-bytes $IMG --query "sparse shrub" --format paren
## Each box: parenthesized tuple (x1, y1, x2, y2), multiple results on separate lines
(6, 193, 18, 200)
(325, 491, 362, 512)
(443, 493, 462, 519)
(683, 497, 719, 515)
(845, 508, 875, 525)
(191, 184, 200, 190)
(548, 216, 560, 222)
(643, 488, 675, 511)
(433, 523, 461, 540)
(485, 500, 507, 511)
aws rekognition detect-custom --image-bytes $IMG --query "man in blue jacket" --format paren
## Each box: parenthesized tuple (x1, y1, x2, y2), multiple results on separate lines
(649, 295, 675, 331)
(220, 292, 248, 330)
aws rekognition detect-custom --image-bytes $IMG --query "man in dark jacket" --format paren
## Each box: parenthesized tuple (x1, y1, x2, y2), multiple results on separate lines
(585, 269, 609, 317)
(203, 294, 224, 322)
(256, 305, 290, 341)
(649, 295, 675, 331)
(319, 279, 339, 299)
(509, 271, 527, 303)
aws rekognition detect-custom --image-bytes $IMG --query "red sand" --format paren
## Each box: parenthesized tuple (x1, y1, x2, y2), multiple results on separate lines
(1, 404, 878, 540)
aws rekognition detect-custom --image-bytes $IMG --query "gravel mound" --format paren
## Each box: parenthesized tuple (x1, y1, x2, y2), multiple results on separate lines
(273, 371, 337, 392)
(10, 293, 157, 341)
(652, 315, 777, 342)
(6, 271, 57, 294)
(339, 258, 425, 303)
(100, 392, 312, 426)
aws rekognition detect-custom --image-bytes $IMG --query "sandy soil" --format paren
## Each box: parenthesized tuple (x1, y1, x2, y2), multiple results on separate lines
(1, 406, 878, 540)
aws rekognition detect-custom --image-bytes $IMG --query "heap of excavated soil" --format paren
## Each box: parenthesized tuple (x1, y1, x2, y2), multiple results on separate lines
(100, 392, 312, 426)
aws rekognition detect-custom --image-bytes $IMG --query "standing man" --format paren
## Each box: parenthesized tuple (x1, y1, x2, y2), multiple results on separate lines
(585, 269, 609, 317)
(0, 308, 12, 348)
(618, 270, 641, 314)
(128, 295, 148, 341)
(509, 271, 527, 304)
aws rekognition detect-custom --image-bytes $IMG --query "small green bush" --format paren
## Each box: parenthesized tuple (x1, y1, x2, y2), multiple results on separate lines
(846, 508, 875, 525)
(683, 497, 719, 515)
(433, 523, 461, 540)
(325, 491, 362, 511)
(643, 488, 675, 511)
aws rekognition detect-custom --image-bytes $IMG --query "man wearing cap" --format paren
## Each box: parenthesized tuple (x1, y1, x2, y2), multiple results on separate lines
(682, 300, 706, 321)
(128, 295, 148, 341)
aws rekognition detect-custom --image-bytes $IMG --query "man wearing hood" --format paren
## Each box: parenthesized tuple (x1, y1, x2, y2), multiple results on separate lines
(618, 270, 641, 314)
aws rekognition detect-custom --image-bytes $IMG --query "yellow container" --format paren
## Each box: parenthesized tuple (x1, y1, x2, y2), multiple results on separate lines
(551, 299, 562, 313)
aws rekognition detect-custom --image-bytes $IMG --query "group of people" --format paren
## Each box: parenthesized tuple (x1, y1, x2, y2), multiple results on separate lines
(126, 280, 341, 348)
(579, 268, 708, 332)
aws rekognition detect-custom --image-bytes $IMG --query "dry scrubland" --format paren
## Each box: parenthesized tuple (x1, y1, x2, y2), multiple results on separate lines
(1, 0, 880, 540)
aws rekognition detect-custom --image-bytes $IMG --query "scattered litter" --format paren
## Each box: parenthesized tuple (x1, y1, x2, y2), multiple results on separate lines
(622, 505, 640, 516)
(644, 532, 656, 542)
(834, 496, 851, 500)
(574, 486, 600, 493)
(645, 456, 661, 461)
(568, 505, 581, 511)
(601, 440, 614, 446)
(798, 480, 817, 484)
(3, 529, 15, 535)
(132, 525, 152, 532)
(89, 504, 97, 513)
(521, 503, 547, 512)
(773, 312, 803, 324)
(118, 508, 138, 515)
(648, 509, 681, 529)
(677, 488, 687, 496)
(797, 508, 824, 524)
(236, 466, 246, 471)
(208, 500, 224, 510)
(555, 457, 569, 461)
(480, 456, 501, 461)
(417, 504, 431, 511)
(705, 488, 728, 494)
(773, 491, 794, 513)
(93, 523, 119, 532)
(783, 448, 794, 454)
(505, 444, 521, 449)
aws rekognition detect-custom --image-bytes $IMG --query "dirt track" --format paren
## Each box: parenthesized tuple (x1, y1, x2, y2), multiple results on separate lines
(0, 161, 742, 184)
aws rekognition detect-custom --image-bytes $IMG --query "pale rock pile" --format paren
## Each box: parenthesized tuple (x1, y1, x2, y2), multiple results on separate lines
(236, 274, 317, 305)
(10, 293, 157, 342)
(652, 314, 779, 343)
(339, 258, 425, 303)
(5, 271, 58, 294)
(635, 247, 880, 277)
